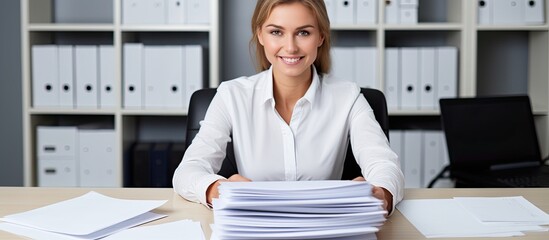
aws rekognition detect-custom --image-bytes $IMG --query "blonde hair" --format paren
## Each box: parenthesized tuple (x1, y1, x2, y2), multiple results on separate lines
(250, 0, 331, 75)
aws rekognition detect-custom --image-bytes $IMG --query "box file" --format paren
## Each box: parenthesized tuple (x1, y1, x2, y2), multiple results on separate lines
(334, 0, 355, 24)
(324, 0, 336, 23)
(331, 47, 355, 82)
(144, 45, 185, 109)
(389, 130, 404, 173)
(78, 129, 117, 187)
(75, 45, 99, 108)
(123, 43, 144, 109)
(167, 0, 186, 24)
(385, 0, 400, 24)
(355, 47, 377, 89)
(493, 0, 524, 24)
(436, 47, 458, 104)
(385, 48, 400, 110)
(185, 45, 204, 108)
(478, 0, 493, 24)
(58, 45, 74, 108)
(32, 45, 59, 108)
(400, 48, 419, 110)
(163, 46, 186, 109)
(99, 45, 116, 108)
(419, 48, 436, 110)
(523, 0, 545, 24)
(37, 126, 78, 187)
(186, 0, 210, 24)
(122, 0, 145, 24)
(399, 6, 418, 24)
(422, 131, 442, 187)
(356, 0, 377, 24)
(403, 130, 422, 188)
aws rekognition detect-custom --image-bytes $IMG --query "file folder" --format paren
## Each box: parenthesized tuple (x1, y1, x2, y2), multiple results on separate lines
(167, 0, 186, 24)
(146, 0, 167, 24)
(356, 0, 377, 24)
(419, 48, 436, 110)
(164, 46, 185, 109)
(385, 0, 400, 24)
(399, 6, 418, 24)
(185, 45, 204, 109)
(422, 131, 442, 187)
(331, 47, 355, 83)
(75, 45, 99, 108)
(523, 0, 545, 24)
(122, 0, 146, 24)
(324, 0, 336, 23)
(186, 0, 210, 24)
(403, 130, 422, 188)
(384, 48, 400, 110)
(334, 0, 355, 24)
(32, 45, 59, 108)
(144, 46, 169, 109)
(78, 129, 118, 187)
(493, 0, 524, 24)
(436, 47, 458, 104)
(99, 45, 116, 109)
(58, 45, 74, 108)
(355, 47, 377, 89)
(389, 130, 404, 174)
(400, 48, 419, 110)
(123, 43, 144, 109)
(478, 0, 493, 24)
(37, 126, 78, 187)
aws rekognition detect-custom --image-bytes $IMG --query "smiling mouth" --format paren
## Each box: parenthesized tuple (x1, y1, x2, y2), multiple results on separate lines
(280, 56, 303, 64)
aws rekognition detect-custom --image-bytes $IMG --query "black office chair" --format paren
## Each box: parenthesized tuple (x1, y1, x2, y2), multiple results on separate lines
(186, 88, 390, 179)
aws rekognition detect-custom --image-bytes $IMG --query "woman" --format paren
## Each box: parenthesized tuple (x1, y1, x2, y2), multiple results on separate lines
(173, 0, 404, 214)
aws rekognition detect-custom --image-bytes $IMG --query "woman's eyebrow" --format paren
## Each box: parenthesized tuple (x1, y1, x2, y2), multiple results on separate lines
(265, 24, 316, 30)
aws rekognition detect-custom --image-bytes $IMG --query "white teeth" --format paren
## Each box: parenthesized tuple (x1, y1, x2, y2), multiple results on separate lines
(282, 57, 300, 63)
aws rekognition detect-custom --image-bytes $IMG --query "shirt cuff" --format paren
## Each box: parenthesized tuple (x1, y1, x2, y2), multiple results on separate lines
(197, 174, 226, 209)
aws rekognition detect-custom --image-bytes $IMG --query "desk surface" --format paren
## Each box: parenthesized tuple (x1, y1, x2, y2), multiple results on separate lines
(0, 187, 547, 239)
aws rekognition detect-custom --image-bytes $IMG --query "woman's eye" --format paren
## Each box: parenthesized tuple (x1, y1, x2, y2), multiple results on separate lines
(298, 30, 310, 36)
(270, 30, 282, 36)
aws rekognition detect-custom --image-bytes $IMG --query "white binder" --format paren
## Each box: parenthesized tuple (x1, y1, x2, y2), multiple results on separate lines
(58, 45, 74, 108)
(493, 0, 524, 24)
(186, 0, 210, 24)
(75, 45, 98, 108)
(355, 47, 377, 89)
(389, 130, 404, 173)
(99, 45, 116, 109)
(147, 0, 167, 24)
(523, 0, 545, 24)
(122, 0, 146, 24)
(331, 47, 355, 82)
(399, 6, 418, 24)
(436, 47, 458, 103)
(385, 48, 400, 110)
(164, 46, 185, 109)
(144, 46, 169, 109)
(123, 43, 144, 109)
(32, 45, 59, 108)
(400, 48, 419, 110)
(78, 129, 118, 187)
(37, 126, 78, 187)
(167, 0, 186, 24)
(422, 131, 442, 187)
(355, 0, 377, 24)
(419, 48, 436, 110)
(324, 0, 336, 23)
(185, 45, 204, 109)
(478, 0, 493, 24)
(403, 130, 422, 188)
(385, 0, 400, 24)
(335, 0, 355, 24)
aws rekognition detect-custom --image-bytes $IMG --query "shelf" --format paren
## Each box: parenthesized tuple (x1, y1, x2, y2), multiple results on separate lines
(331, 24, 377, 31)
(29, 108, 117, 115)
(120, 25, 210, 32)
(383, 23, 463, 31)
(121, 109, 188, 116)
(28, 24, 115, 31)
(477, 25, 549, 31)
(388, 110, 440, 116)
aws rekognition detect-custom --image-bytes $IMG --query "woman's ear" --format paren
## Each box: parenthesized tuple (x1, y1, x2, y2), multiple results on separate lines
(257, 28, 265, 46)
(318, 35, 325, 47)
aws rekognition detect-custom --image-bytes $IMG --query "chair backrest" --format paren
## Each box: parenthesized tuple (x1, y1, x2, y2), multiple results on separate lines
(186, 88, 389, 179)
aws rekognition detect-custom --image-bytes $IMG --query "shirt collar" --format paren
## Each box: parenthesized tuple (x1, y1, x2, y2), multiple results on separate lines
(262, 65, 321, 107)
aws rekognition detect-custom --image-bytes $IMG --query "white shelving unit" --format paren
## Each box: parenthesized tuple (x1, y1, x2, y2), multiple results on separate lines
(21, 0, 220, 186)
(21, 0, 549, 186)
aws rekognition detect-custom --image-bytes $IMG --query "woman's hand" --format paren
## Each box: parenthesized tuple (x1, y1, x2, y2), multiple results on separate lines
(352, 176, 393, 214)
(206, 174, 252, 205)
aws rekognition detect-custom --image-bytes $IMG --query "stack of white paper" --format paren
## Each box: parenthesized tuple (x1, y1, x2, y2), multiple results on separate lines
(397, 196, 549, 238)
(0, 191, 167, 240)
(212, 181, 386, 240)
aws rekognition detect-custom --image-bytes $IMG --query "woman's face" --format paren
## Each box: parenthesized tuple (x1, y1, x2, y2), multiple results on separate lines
(258, 2, 324, 81)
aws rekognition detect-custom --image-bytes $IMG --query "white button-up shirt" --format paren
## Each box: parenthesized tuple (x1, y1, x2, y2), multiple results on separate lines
(173, 67, 404, 211)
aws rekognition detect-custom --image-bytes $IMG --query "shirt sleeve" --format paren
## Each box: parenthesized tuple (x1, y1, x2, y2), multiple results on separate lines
(172, 85, 233, 207)
(348, 93, 405, 215)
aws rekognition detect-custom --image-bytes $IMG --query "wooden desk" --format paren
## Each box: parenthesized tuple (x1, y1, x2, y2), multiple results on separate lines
(0, 187, 547, 239)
